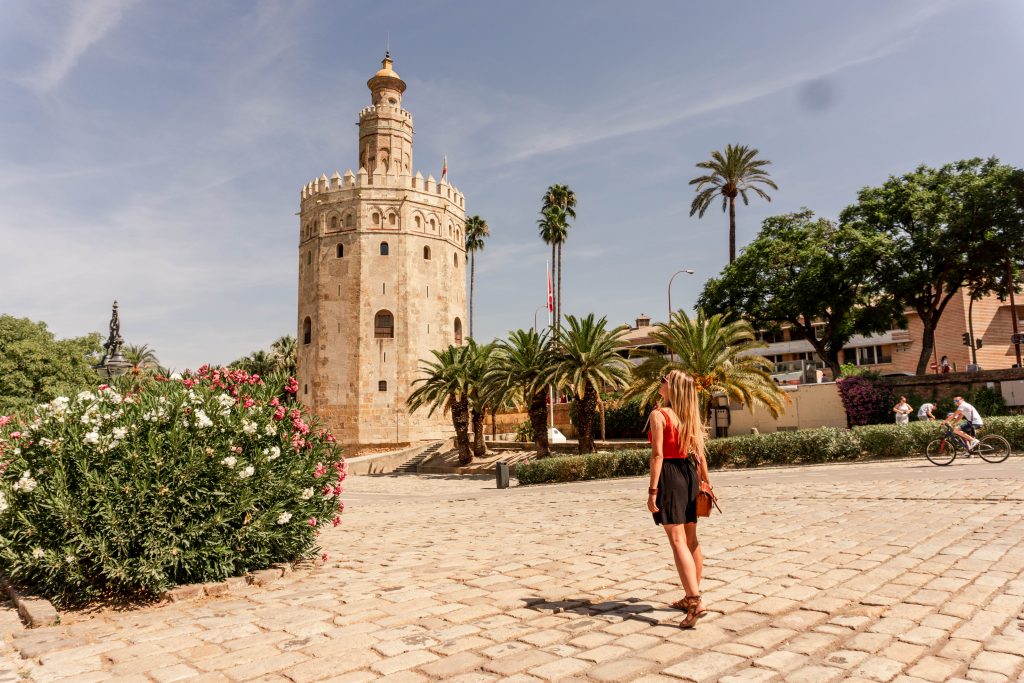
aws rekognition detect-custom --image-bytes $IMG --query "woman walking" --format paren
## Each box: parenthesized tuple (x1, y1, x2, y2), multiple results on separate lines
(647, 370, 712, 629)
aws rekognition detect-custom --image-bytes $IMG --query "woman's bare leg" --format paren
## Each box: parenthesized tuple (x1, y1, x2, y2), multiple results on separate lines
(684, 523, 703, 587)
(663, 524, 699, 595)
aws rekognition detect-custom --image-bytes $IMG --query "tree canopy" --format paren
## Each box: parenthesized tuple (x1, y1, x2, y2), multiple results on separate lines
(699, 209, 900, 378)
(0, 315, 102, 415)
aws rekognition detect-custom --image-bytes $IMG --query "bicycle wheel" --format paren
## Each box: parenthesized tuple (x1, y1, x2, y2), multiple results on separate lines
(977, 434, 1010, 463)
(926, 438, 957, 466)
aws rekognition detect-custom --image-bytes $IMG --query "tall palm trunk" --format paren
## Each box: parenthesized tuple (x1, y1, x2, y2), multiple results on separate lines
(557, 243, 563, 334)
(551, 243, 557, 331)
(469, 253, 475, 339)
(450, 396, 472, 465)
(728, 194, 737, 264)
(576, 381, 599, 454)
(528, 390, 551, 457)
(471, 405, 486, 457)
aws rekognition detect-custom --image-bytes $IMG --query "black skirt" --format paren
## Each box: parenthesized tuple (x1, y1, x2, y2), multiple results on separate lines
(652, 458, 698, 526)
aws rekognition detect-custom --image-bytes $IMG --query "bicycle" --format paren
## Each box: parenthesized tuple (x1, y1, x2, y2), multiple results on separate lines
(925, 423, 1010, 466)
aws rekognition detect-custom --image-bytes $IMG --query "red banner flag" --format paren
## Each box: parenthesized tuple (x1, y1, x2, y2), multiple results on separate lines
(547, 261, 554, 313)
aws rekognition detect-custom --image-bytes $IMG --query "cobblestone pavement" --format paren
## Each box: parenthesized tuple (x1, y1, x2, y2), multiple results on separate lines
(3, 458, 1024, 682)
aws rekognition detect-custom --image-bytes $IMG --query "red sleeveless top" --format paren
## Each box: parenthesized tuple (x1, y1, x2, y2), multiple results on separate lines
(648, 408, 689, 459)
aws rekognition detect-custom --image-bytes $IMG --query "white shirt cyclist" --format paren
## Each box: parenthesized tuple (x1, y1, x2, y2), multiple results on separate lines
(956, 401, 984, 426)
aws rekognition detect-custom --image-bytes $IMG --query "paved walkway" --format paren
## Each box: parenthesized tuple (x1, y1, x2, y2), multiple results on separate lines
(3, 458, 1024, 682)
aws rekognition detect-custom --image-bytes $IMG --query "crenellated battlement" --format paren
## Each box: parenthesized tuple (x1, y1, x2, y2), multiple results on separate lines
(358, 104, 412, 121)
(299, 167, 465, 210)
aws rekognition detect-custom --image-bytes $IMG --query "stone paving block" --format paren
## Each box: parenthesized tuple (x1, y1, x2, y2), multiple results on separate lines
(371, 650, 439, 677)
(899, 626, 947, 647)
(882, 641, 928, 664)
(718, 668, 778, 683)
(482, 649, 557, 676)
(963, 670, 1009, 683)
(938, 637, 983, 660)
(969, 651, 1023, 677)
(737, 627, 796, 649)
(417, 650, 485, 678)
(586, 657, 654, 681)
(784, 665, 845, 683)
(222, 652, 308, 681)
(663, 651, 745, 681)
(150, 663, 202, 683)
(526, 656, 590, 681)
(754, 650, 808, 672)
(852, 656, 905, 682)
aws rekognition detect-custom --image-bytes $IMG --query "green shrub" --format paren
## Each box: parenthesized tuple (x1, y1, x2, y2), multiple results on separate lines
(705, 427, 861, 468)
(0, 367, 346, 606)
(515, 419, 534, 443)
(851, 422, 938, 458)
(980, 416, 1024, 448)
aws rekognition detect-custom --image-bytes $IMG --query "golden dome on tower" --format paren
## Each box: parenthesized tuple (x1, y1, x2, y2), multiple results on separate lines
(368, 51, 406, 94)
(374, 53, 400, 79)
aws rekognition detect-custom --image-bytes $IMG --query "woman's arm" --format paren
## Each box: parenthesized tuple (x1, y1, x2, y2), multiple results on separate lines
(648, 412, 664, 512)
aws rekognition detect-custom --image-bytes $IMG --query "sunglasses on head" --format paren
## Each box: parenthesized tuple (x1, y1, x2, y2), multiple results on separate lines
(660, 375, 668, 384)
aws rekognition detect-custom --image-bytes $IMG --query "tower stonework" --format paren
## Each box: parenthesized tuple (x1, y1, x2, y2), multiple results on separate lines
(296, 54, 467, 447)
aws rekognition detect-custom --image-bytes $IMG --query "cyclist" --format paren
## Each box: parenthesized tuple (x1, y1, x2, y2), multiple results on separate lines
(944, 395, 983, 454)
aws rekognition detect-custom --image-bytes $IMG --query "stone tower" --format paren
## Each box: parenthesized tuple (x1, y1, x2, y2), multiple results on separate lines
(296, 53, 467, 446)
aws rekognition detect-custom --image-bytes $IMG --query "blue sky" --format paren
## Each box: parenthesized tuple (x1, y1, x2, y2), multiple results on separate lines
(2, 0, 1023, 371)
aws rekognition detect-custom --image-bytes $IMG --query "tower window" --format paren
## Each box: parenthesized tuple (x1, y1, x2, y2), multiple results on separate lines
(429, 219, 436, 231)
(304, 384, 308, 395)
(388, 213, 396, 226)
(453, 252, 458, 266)
(330, 215, 338, 230)
(454, 317, 463, 346)
(378, 381, 388, 392)
(374, 310, 394, 339)
(307, 252, 311, 265)
(415, 216, 422, 228)
(303, 317, 312, 345)
(380, 242, 389, 256)
(345, 213, 354, 228)
(423, 246, 431, 260)
(372, 212, 380, 225)
(337, 244, 344, 258)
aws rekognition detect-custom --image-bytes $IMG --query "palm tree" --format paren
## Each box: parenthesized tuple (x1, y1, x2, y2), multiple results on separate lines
(124, 343, 159, 374)
(271, 335, 297, 376)
(552, 314, 632, 454)
(486, 328, 556, 457)
(464, 216, 490, 339)
(689, 144, 778, 263)
(626, 309, 786, 420)
(464, 340, 495, 458)
(232, 350, 277, 377)
(542, 185, 577, 331)
(537, 205, 569, 332)
(407, 345, 474, 465)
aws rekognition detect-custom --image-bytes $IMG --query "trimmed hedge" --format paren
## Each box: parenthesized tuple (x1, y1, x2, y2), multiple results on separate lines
(515, 417, 1024, 485)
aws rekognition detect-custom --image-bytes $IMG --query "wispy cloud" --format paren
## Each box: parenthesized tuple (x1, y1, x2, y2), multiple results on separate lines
(21, 0, 138, 93)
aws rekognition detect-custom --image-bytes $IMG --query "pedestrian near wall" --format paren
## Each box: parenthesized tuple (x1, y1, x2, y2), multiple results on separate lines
(893, 396, 912, 426)
(917, 402, 936, 421)
(647, 370, 712, 629)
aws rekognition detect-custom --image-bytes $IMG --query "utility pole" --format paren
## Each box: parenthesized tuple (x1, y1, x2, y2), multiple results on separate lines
(1008, 260, 1022, 368)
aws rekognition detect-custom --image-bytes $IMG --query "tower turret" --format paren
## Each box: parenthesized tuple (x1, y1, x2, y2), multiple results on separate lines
(358, 52, 413, 175)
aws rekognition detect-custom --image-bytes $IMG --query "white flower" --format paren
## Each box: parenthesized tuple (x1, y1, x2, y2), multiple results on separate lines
(64, 554, 76, 564)
(222, 456, 237, 468)
(239, 466, 255, 479)
(31, 548, 44, 559)
(13, 472, 37, 493)
(112, 426, 128, 440)
(242, 420, 258, 435)
(217, 393, 235, 409)
(49, 397, 69, 414)
(13, 447, 21, 456)
(300, 487, 314, 500)
(39, 437, 54, 448)
(276, 512, 292, 525)
(195, 410, 213, 428)
(0, 491, 8, 513)
(76, 391, 96, 403)
(264, 446, 281, 461)
(264, 423, 278, 436)
(83, 431, 100, 446)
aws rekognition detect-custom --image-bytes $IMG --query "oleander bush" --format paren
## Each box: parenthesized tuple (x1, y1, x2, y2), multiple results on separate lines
(0, 366, 346, 606)
(516, 418, 1024, 485)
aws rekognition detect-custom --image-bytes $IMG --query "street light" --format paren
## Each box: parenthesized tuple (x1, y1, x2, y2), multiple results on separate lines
(667, 269, 696, 323)
(533, 305, 548, 334)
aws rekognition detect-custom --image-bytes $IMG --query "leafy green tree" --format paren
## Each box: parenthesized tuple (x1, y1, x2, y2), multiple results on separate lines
(537, 205, 569, 332)
(626, 310, 786, 419)
(232, 350, 277, 377)
(840, 158, 1024, 374)
(464, 216, 490, 339)
(124, 343, 160, 374)
(464, 340, 496, 458)
(699, 210, 900, 379)
(689, 144, 778, 263)
(486, 328, 556, 457)
(407, 345, 473, 465)
(0, 316, 102, 415)
(551, 314, 631, 454)
(542, 185, 577, 331)
(271, 335, 297, 376)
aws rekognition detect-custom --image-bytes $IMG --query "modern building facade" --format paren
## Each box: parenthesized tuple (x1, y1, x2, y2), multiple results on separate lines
(295, 54, 468, 446)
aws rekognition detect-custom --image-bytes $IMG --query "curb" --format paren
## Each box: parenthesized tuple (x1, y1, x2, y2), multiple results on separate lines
(0, 576, 59, 629)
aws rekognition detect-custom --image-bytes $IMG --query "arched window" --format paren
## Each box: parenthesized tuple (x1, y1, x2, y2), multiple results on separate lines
(303, 317, 312, 345)
(453, 252, 458, 266)
(336, 244, 344, 258)
(374, 310, 394, 339)
(378, 381, 388, 392)
(456, 229, 461, 242)
(414, 215, 422, 228)
(429, 219, 436, 231)
(330, 215, 338, 230)
(388, 213, 396, 226)
(454, 318, 463, 346)
(380, 242, 389, 256)
(423, 246, 431, 260)
(372, 212, 380, 225)
(345, 213, 354, 228)
(448, 224, 453, 237)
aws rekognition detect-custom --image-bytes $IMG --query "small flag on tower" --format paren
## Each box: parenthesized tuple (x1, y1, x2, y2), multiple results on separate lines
(441, 155, 447, 182)
(546, 260, 554, 313)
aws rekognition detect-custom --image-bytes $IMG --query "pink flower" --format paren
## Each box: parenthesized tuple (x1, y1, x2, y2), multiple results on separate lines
(325, 433, 337, 443)
(292, 418, 310, 435)
(308, 517, 317, 526)
(243, 397, 256, 409)
(10, 432, 22, 439)
(322, 485, 334, 497)
(314, 463, 326, 478)
(337, 500, 346, 512)
(332, 516, 341, 527)
(98, 384, 110, 391)
(270, 397, 280, 407)
(0, 416, 12, 427)
(273, 406, 286, 421)
(285, 378, 299, 394)
(230, 445, 242, 454)
(332, 484, 344, 497)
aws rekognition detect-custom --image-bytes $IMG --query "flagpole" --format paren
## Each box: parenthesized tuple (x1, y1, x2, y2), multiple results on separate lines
(547, 260, 554, 439)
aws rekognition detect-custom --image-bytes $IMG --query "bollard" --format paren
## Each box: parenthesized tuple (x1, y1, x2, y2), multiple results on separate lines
(496, 461, 510, 489)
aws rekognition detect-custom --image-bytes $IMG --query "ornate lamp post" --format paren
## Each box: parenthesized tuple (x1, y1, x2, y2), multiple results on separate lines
(95, 300, 132, 378)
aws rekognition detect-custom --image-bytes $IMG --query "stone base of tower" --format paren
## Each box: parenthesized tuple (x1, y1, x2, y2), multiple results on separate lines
(313, 404, 453, 449)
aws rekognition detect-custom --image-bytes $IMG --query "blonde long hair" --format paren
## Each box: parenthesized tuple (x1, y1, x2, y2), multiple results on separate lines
(660, 370, 706, 460)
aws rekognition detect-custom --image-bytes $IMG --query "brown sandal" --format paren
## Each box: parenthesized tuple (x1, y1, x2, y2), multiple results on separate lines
(670, 597, 688, 610)
(678, 594, 707, 629)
